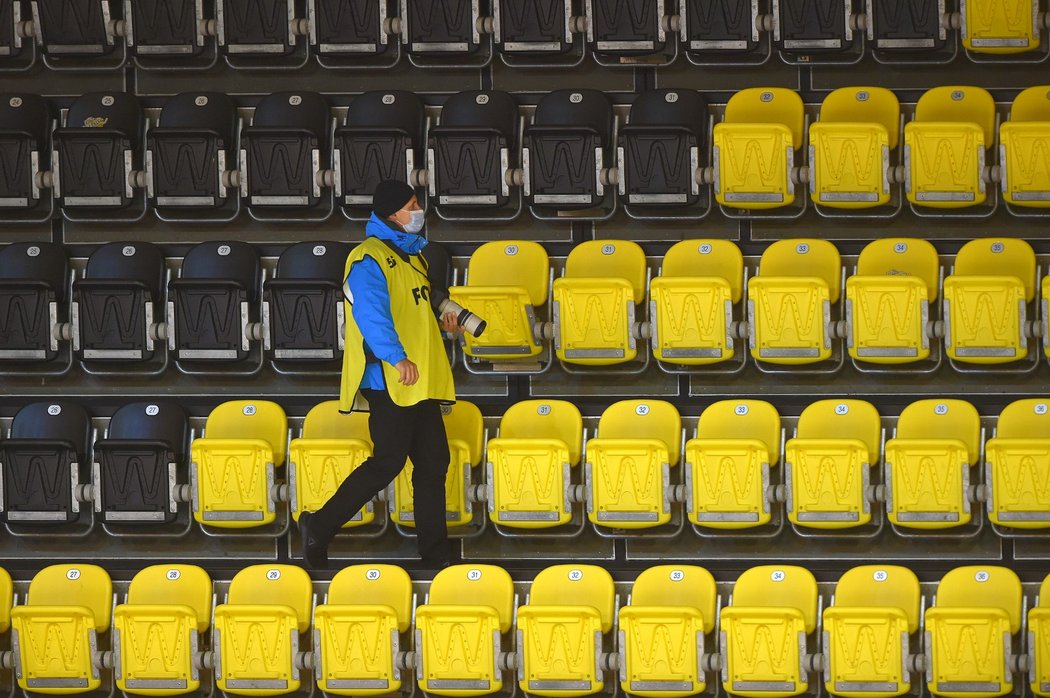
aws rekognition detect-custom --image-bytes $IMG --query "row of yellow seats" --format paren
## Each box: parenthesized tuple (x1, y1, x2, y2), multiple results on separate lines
(1, 562, 1047, 698)
(451, 236, 1044, 369)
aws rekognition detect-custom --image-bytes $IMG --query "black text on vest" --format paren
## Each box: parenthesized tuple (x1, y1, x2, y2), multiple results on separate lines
(411, 285, 430, 305)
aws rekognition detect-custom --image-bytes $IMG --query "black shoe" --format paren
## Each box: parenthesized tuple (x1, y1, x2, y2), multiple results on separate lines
(298, 511, 329, 571)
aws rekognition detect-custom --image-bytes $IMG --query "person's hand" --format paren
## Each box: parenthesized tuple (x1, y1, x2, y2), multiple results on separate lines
(395, 358, 419, 385)
(440, 311, 463, 335)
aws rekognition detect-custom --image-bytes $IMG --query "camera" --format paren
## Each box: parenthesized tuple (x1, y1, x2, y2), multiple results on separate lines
(435, 295, 487, 338)
(421, 240, 487, 338)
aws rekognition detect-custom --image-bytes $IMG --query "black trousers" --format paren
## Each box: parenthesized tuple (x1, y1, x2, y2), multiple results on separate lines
(310, 387, 452, 562)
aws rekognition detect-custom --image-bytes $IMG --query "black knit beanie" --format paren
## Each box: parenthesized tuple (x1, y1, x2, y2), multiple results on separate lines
(372, 179, 415, 218)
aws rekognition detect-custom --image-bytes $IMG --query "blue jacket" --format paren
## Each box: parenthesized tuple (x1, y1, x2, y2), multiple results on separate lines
(344, 213, 429, 390)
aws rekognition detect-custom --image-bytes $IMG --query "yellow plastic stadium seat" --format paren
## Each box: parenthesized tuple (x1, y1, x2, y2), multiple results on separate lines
(846, 238, 939, 364)
(943, 238, 1036, 364)
(486, 400, 583, 528)
(516, 564, 616, 697)
(10, 564, 113, 694)
(720, 565, 818, 697)
(313, 564, 413, 696)
(618, 565, 717, 697)
(749, 239, 841, 364)
(190, 400, 288, 528)
(1000, 86, 1050, 208)
(785, 399, 881, 529)
(213, 564, 313, 696)
(884, 400, 980, 529)
(288, 401, 374, 527)
(713, 87, 805, 209)
(552, 240, 647, 366)
(391, 400, 484, 528)
(1046, 276, 1050, 358)
(904, 86, 995, 208)
(113, 565, 213, 696)
(0, 566, 10, 634)
(585, 399, 682, 529)
(650, 240, 744, 365)
(984, 399, 1050, 528)
(810, 87, 900, 209)
(823, 565, 921, 698)
(962, 0, 1042, 54)
(685, 400, 781, 529)
(925, 566, 1023, 697)
(415, 565, 515, 696)
(449, 241, 550, 360)
(1030, 574, 1050, 697)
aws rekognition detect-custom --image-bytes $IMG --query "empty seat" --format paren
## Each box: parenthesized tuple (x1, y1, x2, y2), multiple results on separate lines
(773, 0, 854, 54)
(313, 564, 413, 695)
(112, 564, 212, 695)
(785, 399, 881, 529)
(943, 238, 1036, 364)
(748, 239, 841, 365)
(619, 565, 717, 697)
(309, 0, 394, 58)
(867, 0, 949, 53)
(904, 86, 995, 209)
(0, 242, 68, 363)
(126, 0, 209, 59)
(823, 565, 921, 697)
(213, 564, 313, 695)
(31, 0, 119, 60)
(585, 399, 681, 529)
(845, 238, 939, 365)
(0, 2, 28, 63)
(961, 0, 1043, 54)
(10, 564, 112, 693)
(217, 0, 298, 56)
(0, 94, 51, 214)
(402, 0, 483, 57)
(1030, 573, 1050, 697)
(713, 88, 805, 210)
(984, 398, 1050, 529)
(416, 565, 515, 696)
(999, 85, 1050, 208)
(680, 0, 762, 57)
(0, 401, 91, 524)
(493, 0, 574, 56)
(925, 566, 1023, 697)
(190, 400, 288, 527)
(0, 565, 10, 635)
(486, 399, 583, 528)
(720, 565, 818, 697)
(552, 240, 647, 366)
(516, 564, 616, 697)
(587, 0, 670, 60)
(685, 399, 781, 529)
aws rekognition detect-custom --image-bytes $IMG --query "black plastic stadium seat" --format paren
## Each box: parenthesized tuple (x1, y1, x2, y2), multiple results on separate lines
(494, 0, 574, 56)
(126, 0, 208, 59)
(265, 240, 352, 363)
(773, 0, 853, 53)
(403, 0, 482, 56)
(0, 242, 68, 363)
(168, 241, 260, 362)
(217, 0, 297, 56)
(309, 0, 394, 58)
(0, 401, 91, 524)
(93, 401, 188, 524)
(587, 0, 668, 58)
(867, 0, 947, 53)
(0, 94, 51, 215)
(31, 0, 119, 59)
(72, 242, 165, 362)
(0, 1, 32, 64)
(682, 0, 762, 56)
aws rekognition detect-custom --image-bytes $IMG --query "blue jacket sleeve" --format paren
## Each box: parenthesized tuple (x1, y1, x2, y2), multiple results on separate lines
(345, 257, 408, 366)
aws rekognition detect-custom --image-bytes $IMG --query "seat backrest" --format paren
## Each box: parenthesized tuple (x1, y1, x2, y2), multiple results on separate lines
(896, 399, 981, 464)
(661, 240, 744, 303)
(533, 89, 613, 143)
(834, 565, 920, 632)
(630, 565, 717, 633)
(936, 566, 1022, 633)
(28, 564, 113, 632)
(204, 400, 288, 466)
(443, 400, 484, 466)
(0, 242, 70, 302)
(468, 240, 550, 307)
(252, 91, 331, 145)
(107, 402, 189, 460)
(697, 400, 781, 464)
(954, 238, 1036, 302)
(327, 564, 413, 632)
(227, 564, 313, 633)
(731, 565, 818, 633)
(914, 86, 996, 143)
(302, 400, 371, 443)
(276, 241, 353, 282)
(1040, 574, 1050, 607)
(429, 564, 515, 632)
(85, 242, 166, 300)
(0, 93, 51, 145)
(758, 239, 842, 303)
(628, 89, 707, 140)
(1010, 85, 1050, 122)
(439, 90, 519, 145)
(346, 90, 425, 146)
(499, 399, 583, 466)
(11, 401, 91, 463)
(564, 240, 648, 304)
(159, 92, 237, 144)
(0, 566, 11, 633)
(856, 238, 940, 301)
(724, 87, 805, 149)
(995, 398, 1050, 439)
(796, 399, 881, 464)
(65, 92, 143, 144)
(180, 241, 261, 300)
(598, 399, 682, 466)
(529, 564, 615, 632)
(819, 86, 900, 149)
(127, 564, 212, 633)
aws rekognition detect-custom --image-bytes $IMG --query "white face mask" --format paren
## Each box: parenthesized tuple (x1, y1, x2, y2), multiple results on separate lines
(402, 208, 426, 234)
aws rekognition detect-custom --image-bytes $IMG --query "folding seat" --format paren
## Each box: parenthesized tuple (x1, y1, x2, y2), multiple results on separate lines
(92, 402, 188, 525)
(680, 0, 763, 61)
(217, 0, 301, 59)
(748, 239, 841, 365)
(585, 399, 681, 529)
(1030, 573, 1050, 697)
(402, 0, 486, 63)
(0, 242, 69, 363)
(449, 240, 549, 363)
(822, 565, 921, 697)
(942, 238, 1035, 364)
(650, 239, 743, 366)
(31, 0, 123, 65)
(0, 401, 91, 525)
(903, 86, 995, 210)
(959, 0, 1044, 54)
(313, 564, 414, 695)
(999, 85, 1050, 209)
(0, 1, 33, 67)
(516, 564, 616, 697)
(984, 398, 1050, 529)
(924, 566, 1023, 697)
(212, 564, 313, 695)
(486, 399, 583, 529)
(685, 399, 781, 529)
(0, 94, 52, 219)
(0, 565, 10, 631)
(865, 0, 949, 54)
(389, 400, 484, 529)
(845, 238, 939, 365)
(493, 0, 576, 59)
(552, 240, 647, 367)
(112, 564, 212, 695)
(9, 564, 111, 693)
(809, 86, 900, 210)
(784, 399, 882, 529)
(335, 90, 424, 213)
(884, 399, 980, 530)
(415, 565, 515, 696)
(308, 0, 398, 65)
(712, 88, 805, 211)
(265, 241, 351, 363)
(720, 565, 818, 697)
(190, 399, 287, 528)
(524, 89, 614, 213)
(125, 0, 211, 64)
(772, 0, 858, 56)
(618, 89, 707, 214)
(167, 241, 261, 363)
(586, 0, 674, 65)
(618, 565, 718, 697)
